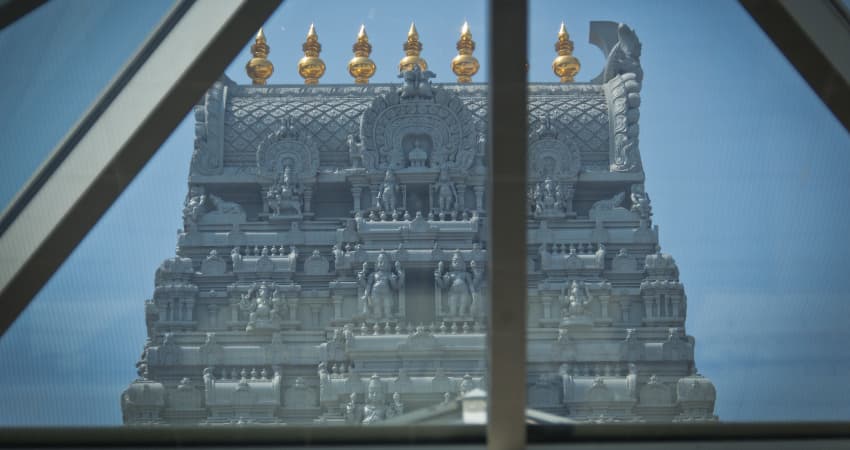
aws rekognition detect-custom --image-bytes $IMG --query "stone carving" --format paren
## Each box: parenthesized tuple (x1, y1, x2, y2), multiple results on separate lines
(201, 250, 226, 275)
(342, 393, 362, 424)
(359, 70, 477, 171)
(155, 332, 180, 365)
(304, 250, 330, 275)
(362, 374, 388, 424)
(386, 392, 405, 418)
(199, 332, 223, 365)
(190, 78, 229, 176)
(630, 183, 652, 220)
(239, 281, 287, 331)
(181, 193, 245, 225)
(612, 248, 637, 272)
(528, 116, 581, 182)
(347, 134, 364, 168)
(435, 251, 484, 317)
(182, 186, 207, 230)
(609, 72, 642, 172)
(589, 192, 633, 220)
(432, 167, 457, 214)
(375, 169, 401, 214)
(285, 377, 318, 408)
(602, 23, 643, 83)
(530, 177, 574, 219)
(398, 65, 436, 99)
(257, 117, 319, 180)
(266, 166, 302, 217)
(357, 252, 404, 318)
(639, 374, 672, 406)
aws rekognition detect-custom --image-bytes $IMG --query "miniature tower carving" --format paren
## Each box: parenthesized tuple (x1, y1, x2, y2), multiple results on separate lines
(298, 23, 326, 85)
(552, 22, 580, 83)
(246, 28, 273, 85)
(451, 21, 480, 83)
(399, 22, 427, 72)
(348, 25, 376, 84)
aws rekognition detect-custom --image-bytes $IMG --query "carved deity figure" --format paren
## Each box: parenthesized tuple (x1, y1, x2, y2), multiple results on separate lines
(530, 177, 573, 218)
(565, 280, 589, 316)
(342, 392, 362, 424)
(182, 187, 206, 229)
(347, 134, 362, 168)
(207, 194, 244, 215)
(239, 282, 286, 331)
(362, 375, 387, 424)
(376, 169, 400, 214)
(386, 392, 404, 418)
(630, 183, 652, 220)
(433, 167, 457, 213)
(358, 253, 404, 318)
(266, 166, 302, 216)
(435, 251, 483, 317)
(398, 64, 436, 98)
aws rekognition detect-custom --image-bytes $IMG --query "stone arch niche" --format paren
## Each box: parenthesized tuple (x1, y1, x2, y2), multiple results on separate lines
(256, 117, 320, 181)
(527, 118, 582, 219)
(256, 117, 320, 218)
(358, 82, 477, 172)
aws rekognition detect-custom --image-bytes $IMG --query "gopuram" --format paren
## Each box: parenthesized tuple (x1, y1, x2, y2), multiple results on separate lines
(122, 21, 717, 425)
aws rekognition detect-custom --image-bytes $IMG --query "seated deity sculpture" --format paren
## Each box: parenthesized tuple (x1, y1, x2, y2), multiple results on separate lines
(630, 183, 652, 219)
(342, 392, 362, 424)
(407, 137, 428, 168)
(239, 281, 287, 331)
(531, 177, 573, 218)
(266, 166, 302, 216)
(435, 251, 484, 317)
(386, 392, 404, 419)
(433, 167, 457, 214)
(357, 253, 404, 319)
(375, 169, 400, 214)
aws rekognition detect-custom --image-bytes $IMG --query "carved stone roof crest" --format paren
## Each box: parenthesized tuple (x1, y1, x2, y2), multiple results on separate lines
(358, 71, 477, 172)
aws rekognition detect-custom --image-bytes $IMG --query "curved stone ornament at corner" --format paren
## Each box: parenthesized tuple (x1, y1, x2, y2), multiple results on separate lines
(191, 77, 233, 176)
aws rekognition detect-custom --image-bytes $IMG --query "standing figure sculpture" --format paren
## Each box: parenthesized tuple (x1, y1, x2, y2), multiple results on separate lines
(433, 167, 457, 214)
(376, 169, 400, 214)
(435, 251, 479, 317)
(359, 252, 404, 318)
(362, 375, 387, 424)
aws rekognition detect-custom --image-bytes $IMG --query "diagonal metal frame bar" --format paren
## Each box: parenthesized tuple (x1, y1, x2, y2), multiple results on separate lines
(0, 0, 282, 337)
(487, 0, 528, 449)
(0, 0, 47, 31)
(740, 0, 850, 132)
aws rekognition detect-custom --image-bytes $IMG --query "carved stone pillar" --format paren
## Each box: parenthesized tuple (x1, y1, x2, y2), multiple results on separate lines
(600, 296, 610, 318)
(230, 303, 238, 322)
(473, 186, 485, 211)
(332, 296, 343, 320)
(186, 299, 195, 321)
(303, 186, 314, 213)
(351, 187, 362, 213)
(672, 297, 681, 319)
(643, 299, 652, 320)
(310, 305, 322, 327)
(159, 302, 168, 322)
(370, 184, 381, 209)
(208, 304, 218, 328)
(541, 295, 552, 320)
(288, 299, 298, 321)
(456, 183, 466, 211)
(621, 299, 630, 322)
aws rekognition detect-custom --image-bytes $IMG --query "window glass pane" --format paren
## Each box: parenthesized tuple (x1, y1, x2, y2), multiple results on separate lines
(0, 0, 175, 210)
(526, 0, 850, 423)
(0, 0, 492, 427)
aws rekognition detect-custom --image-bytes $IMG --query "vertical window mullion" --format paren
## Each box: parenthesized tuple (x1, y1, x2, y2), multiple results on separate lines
(487, 0, 528, 448)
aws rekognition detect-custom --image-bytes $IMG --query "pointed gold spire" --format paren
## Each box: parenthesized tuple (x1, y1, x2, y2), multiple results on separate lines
(552, 21, 580, 83)
(399, 22, 427, 72)
(298, 23, 326, 84)
(246, 27, 274, 85)
(348, 24, 376, 84)
(451, 21, 479, 83)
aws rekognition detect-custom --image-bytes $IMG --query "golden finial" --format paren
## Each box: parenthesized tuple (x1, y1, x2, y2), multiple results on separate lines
(399, 22, 428, 72)
(451, 21, 480, 83)
(298, 23, 326, 84)
(552, 21, 580, 83)
(348, 24, 376, 84)
(246, 28, 274, 85)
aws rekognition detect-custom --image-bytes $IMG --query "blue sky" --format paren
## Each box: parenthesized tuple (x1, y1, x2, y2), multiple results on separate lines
(1, 0, 849, 425)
